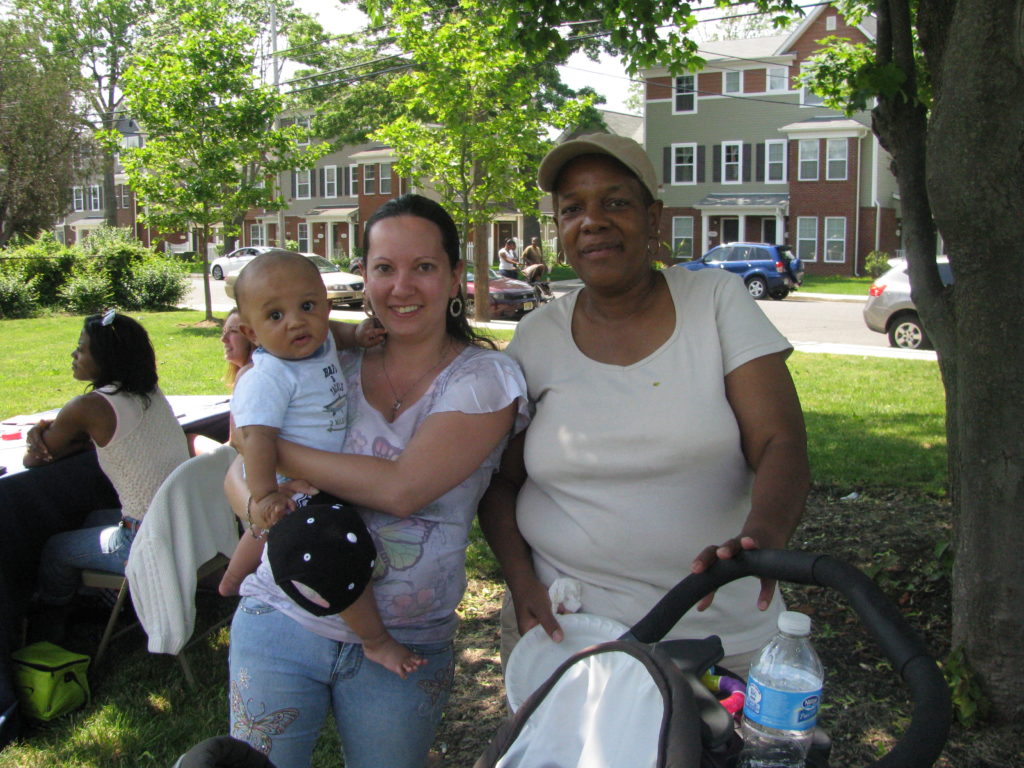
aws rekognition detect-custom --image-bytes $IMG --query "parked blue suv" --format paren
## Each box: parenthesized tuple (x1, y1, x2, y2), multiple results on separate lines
(679, 242, 804, 300)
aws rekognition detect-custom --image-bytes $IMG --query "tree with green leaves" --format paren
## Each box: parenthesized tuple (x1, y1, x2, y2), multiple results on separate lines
(497, 0, 1024, 720)
(13, 0, 157, 227)
(113, 0, 326, 321)
(363, 0, 590, 320)
(0, 17, 90, 246)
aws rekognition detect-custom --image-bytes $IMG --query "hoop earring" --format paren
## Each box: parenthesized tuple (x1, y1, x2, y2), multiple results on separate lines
(448, 296, 463, 318)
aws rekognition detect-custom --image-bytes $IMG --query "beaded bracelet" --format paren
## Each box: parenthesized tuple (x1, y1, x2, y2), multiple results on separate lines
(246, 494, 267, 540)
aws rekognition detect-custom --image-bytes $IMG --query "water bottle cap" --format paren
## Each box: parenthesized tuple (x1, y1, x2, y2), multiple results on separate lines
(778, 610, 811, 636)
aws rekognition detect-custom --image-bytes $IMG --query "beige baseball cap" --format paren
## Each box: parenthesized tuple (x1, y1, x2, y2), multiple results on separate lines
(537, 133, 660, 201)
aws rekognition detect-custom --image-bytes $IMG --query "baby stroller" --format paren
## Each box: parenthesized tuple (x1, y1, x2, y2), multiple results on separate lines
(476, 549, 951, 768)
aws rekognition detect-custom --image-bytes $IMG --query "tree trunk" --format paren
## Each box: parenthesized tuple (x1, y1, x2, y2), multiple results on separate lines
(102, 149, 118, 228)
(199, 221, 214, 322)
(472, 220, 491, 322)
(100, 111, 118, 228)
(923, 0, 1024, 720)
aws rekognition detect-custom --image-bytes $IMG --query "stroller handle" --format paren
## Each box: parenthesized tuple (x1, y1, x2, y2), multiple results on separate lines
(625, 549, 951, 768)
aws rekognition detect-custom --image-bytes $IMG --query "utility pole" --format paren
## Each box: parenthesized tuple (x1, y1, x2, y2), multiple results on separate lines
(271, 1, 287, 247)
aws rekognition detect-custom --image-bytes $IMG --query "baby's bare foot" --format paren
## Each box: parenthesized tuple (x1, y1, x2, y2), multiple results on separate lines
(363, 633, 426, 679)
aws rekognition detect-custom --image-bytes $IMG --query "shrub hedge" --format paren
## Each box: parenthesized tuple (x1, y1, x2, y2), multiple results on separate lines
(0, 228, 189, 317)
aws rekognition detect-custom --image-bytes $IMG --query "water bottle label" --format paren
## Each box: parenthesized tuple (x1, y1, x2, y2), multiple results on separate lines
(744, 674, 822, 731)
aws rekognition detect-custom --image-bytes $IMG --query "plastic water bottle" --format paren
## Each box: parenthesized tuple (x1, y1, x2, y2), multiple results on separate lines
(738, 611, 824, 768)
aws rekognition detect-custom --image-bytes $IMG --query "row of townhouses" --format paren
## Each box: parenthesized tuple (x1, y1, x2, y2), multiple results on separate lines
(56, 6, 900, 276)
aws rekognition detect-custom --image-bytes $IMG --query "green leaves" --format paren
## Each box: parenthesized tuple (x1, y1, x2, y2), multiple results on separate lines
(118, 0, 325, 237)
(370, 0, 592, 232)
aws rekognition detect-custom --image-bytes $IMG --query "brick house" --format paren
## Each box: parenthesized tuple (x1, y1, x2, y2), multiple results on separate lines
(56, 117, 187, 252)
(642, 6, 901, 276)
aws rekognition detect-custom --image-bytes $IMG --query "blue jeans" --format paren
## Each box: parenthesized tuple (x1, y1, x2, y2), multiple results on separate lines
(229, 597, 454, 768)
(36, 508, 133, 605)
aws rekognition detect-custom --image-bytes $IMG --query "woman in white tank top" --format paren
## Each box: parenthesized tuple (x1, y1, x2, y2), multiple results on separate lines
(25, 311, 188, 639)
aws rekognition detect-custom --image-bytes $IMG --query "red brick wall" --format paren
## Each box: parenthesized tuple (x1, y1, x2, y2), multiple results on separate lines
(744, 68, 766, 93)
(788, 136, 861, 275)
(789, 11, 870, 66)
(647, 76, 672, 101)
(699, 71, 721, 96)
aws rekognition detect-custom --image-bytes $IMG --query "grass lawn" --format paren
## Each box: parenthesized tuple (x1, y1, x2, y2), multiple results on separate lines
(0, 311, 971, 768)
(800, 274, 875, 295)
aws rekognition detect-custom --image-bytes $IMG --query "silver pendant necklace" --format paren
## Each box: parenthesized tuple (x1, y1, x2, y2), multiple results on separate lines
(381, 341, 450, 420)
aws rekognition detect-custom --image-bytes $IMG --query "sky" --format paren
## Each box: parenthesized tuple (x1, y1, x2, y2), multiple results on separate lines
(286, 0, 638, 114)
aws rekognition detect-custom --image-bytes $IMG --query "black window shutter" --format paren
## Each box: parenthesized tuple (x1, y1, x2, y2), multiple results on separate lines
(663, 147, 672, 183)
(697, 146, 706, 183)
(290, 171, 296, 198)
(309, 169, 316, 198)
(319, 168, 325, 194)
(743, 144, 753, 182)
(756, 143, 765, 182)
(713, 145, 721, 182)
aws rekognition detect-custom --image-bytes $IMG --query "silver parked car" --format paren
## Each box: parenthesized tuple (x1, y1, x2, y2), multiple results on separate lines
(209, 245, 275, 281)
(863, 257, 952, 349)
(224, 251, 364, 308)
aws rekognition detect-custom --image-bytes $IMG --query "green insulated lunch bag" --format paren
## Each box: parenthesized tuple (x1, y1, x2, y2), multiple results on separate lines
(11, 642, 91, 721)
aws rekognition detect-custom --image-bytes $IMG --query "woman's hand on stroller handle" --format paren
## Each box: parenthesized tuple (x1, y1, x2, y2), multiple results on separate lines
(691, 534, 777, 612)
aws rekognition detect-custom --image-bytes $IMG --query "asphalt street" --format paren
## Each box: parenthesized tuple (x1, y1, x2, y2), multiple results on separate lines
(184, 276, 936, 362)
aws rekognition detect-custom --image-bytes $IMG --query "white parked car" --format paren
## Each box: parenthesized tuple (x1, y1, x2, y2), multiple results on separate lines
(209, 245, 275, 280)
(224, 250, 364, 308)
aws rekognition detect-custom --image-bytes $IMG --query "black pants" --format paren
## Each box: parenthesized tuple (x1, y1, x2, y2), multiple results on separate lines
(0, 450, 118, 747)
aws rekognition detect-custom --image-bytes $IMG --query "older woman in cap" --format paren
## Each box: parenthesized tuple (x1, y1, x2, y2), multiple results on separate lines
(478, 134, 810, 675)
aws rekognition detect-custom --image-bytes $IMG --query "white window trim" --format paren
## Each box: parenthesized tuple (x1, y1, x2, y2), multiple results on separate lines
(673, 74, 696, 114)
(801, 64, 826, 106)
(347, 165, 358, 197)
(826, 138, 848, 181)
(671, 216, 694, 259)
(295, 169, 311, 200)
(295, 116, 311, 147)
(88, 185, 101, 211)
(73, 187, 84, 212)
(766, 66, 789, 93)
(380, 163, 392, 195)
(323, 165, 338, 198)
(721, 140, 743, 184)
(797, 217, 818, 262)
(723, 70, 742, 95)
(250, 223, 265, 247)
(363, 164, 376, 195)
(671, 142, 698, 185)
(798, 139, 819, 181)
(765, 139, 787, 184)
(297, 221, 309, 252)
(120, 186, 130, 209)
(824, 217, 846, 263)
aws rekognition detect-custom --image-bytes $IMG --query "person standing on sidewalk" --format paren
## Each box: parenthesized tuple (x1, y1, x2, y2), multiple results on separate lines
(497, 238, 519, 279)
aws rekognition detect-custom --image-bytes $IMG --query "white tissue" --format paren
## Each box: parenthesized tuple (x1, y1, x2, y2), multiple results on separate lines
(548, 577, 583, 614)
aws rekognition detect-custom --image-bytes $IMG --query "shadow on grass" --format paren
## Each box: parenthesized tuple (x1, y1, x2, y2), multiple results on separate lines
(2, 592, 235, 768)
(804, 410, 947, 494)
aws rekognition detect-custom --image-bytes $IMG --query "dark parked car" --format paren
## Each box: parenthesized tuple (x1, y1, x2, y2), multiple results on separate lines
(465, 269, 537, 319)
(863, 257, 952, 349)
(679, 242, 804, 300)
